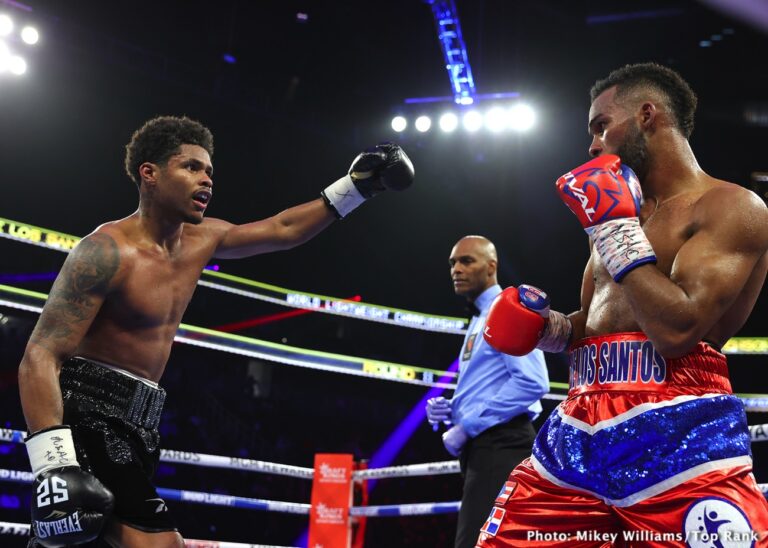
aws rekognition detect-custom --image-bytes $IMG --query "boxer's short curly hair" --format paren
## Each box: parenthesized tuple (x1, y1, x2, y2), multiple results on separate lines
(124, 115, 214, 187)
(590, 62, 698, 139)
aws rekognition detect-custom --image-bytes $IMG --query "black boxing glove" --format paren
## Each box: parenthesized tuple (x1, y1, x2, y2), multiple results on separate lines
(321, 142, 414, 218)
(25, 426, 114, 547)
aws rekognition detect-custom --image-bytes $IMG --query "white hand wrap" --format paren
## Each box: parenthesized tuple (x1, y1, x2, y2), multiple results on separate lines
(25, 426, 80, 476)
(587, 218, 656, 282)
(322, 174, 365, 218)
(537, 310, 572, 353)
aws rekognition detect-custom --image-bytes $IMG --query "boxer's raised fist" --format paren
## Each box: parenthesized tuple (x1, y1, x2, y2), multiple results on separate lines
(555, 155, 655, 281)
(555, 154, 642, 229)
(322, 143, 414, 218)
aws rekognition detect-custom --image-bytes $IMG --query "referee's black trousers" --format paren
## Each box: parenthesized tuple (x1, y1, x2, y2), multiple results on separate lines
(454, 414, 536, 548)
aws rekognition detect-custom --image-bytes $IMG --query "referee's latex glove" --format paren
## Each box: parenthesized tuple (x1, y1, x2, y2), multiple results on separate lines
(442, 424, 468, 457)
(425, 397, 453, 431)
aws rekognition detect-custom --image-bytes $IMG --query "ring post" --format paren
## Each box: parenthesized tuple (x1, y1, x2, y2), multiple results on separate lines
(308, 454, 354, 547)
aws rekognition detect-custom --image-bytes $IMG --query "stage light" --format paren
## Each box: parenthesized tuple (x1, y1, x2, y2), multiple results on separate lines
(415, 115, 432, 132)
(462, 110, 483, 132)
(485, 107, 507, 132)
(0, 41, 9, 72)
(9, 55, 25, 75)
(438, 112, 458, 133)
(20, 26, 38, 45)
(0, 16, 39, 77)
(509, 103, 535, 131)
(391, 115, 407, 132)
(0, 15, 12, 37)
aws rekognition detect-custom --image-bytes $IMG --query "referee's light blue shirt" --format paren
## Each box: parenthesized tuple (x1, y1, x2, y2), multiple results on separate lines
(451, 284, 549, 438)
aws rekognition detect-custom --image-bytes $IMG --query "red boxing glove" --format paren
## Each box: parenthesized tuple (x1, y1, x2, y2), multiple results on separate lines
(555, 154, 642, 227)
(555, 155, 655, 281)
(483, 286, 547, 356)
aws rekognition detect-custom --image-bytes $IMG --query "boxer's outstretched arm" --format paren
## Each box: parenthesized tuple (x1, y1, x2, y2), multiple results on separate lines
(621, 186, 768, 357)
(210, 198, 336, 259)
(212, 143, 414, 259)
(18, 232, 119, 432)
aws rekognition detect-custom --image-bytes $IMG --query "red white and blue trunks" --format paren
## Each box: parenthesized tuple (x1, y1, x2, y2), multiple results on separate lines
(476, 333, 768, 547)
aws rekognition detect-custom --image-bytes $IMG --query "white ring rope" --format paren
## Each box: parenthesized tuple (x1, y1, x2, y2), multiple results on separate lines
(2, 467, 766, 515)
(749, 424, 768, 443)
(349, 502, 461, 517)
(0, 290, 459, 391)
(0, 469, 310, 515)
(196, 279, 467, 335)
(173, 334, 457, 390)
(0, 219, 469, 335)
(160, 449, 315, 479)
(0, 468, 461, 517)
(4, 424, 768, 484)
(353, 460, 460, 480)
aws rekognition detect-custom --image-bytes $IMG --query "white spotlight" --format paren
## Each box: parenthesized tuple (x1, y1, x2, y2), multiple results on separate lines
(439, 112, 458, 133)
(463, 110, 483, 132)
(391, 116, 407, 133)
(9, 55, 26, 75)
(485, 107, 508, 132)
(21, 26, 38, 45)
(415, 115, 432, 132)
(0, 40, 9, 72)
(0, 15, 13, 37)
(509, 104, 536, 131)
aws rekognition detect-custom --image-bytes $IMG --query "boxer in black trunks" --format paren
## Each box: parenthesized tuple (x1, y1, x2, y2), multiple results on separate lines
(18, 116, 414, 547)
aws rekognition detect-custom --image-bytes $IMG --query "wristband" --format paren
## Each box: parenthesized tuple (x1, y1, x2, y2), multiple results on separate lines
(587, 218, 657, 282)
(321, 174, 365, 218)
(537, 310, 572, 353)
(25, 425, 80, 476)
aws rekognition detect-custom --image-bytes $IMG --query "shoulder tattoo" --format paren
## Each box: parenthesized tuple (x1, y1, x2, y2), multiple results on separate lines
(30, 233, 120, 345)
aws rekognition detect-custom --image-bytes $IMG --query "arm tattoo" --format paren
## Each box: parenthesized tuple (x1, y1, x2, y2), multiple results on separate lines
(30, 233, 120, 348)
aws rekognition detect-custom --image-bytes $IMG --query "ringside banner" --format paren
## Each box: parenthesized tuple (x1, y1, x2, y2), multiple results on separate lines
(308, 454, 353, 548)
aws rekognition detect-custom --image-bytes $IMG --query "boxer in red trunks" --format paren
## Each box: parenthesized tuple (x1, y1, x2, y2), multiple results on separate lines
(477, 63, 768, 546)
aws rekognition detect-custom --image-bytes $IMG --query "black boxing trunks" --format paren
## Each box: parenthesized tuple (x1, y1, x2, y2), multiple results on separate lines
(58, 357, 176, 533)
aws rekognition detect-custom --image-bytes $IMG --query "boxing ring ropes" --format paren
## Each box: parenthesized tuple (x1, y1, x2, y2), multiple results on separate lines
(0, 215, 767, 547)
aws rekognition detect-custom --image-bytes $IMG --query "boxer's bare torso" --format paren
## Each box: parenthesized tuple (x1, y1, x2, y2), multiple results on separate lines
(571, 84, 768, 356)
(47, 216, 224, 382)
(585, 178, 768, 348)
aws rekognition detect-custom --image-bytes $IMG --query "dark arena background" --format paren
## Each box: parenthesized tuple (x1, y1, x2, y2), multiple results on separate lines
(1, 1, 767, 547)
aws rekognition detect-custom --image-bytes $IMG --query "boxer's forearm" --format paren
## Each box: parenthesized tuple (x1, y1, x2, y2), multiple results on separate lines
(567, 310, 587, 345)
(18, 344, 65, 433)
(212, 199, 336, 258)
(269, 198, 338, 248)
(619, 265, 710, 357)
